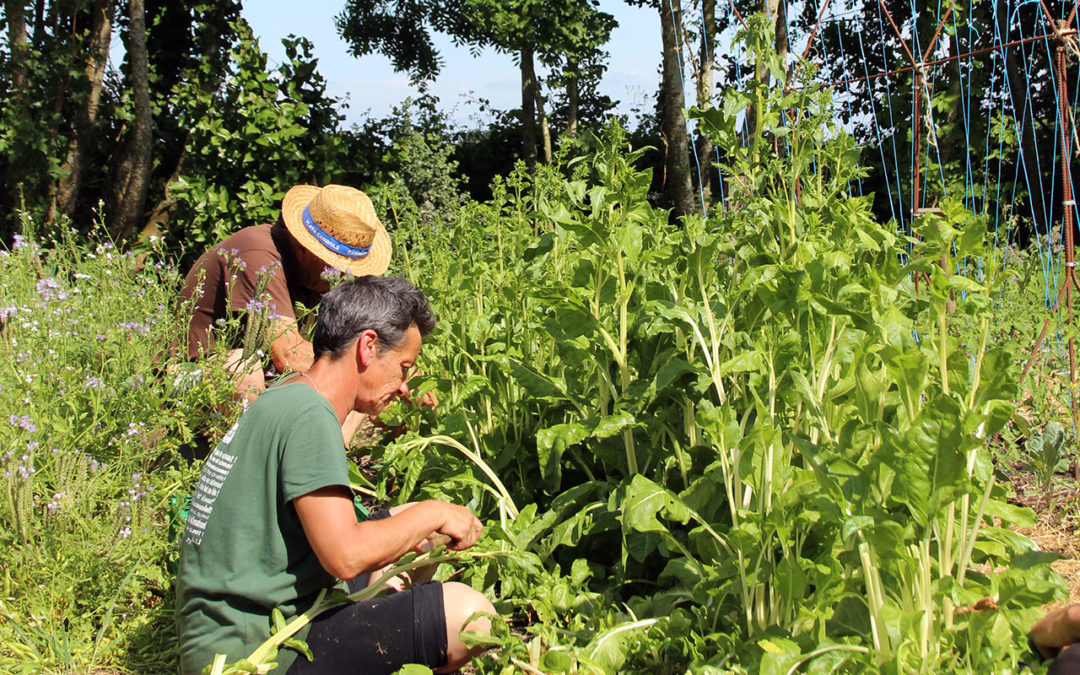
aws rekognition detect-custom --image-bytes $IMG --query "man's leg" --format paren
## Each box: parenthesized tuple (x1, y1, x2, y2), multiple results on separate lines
(287, 581, 452, 674)
(436, 581, 495, 673)
(1050, 646, 1080, 674)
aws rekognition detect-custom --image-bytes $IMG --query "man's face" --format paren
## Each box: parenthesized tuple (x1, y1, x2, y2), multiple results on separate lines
(290, 239, 333, 293)
(357, 324, 422, 415)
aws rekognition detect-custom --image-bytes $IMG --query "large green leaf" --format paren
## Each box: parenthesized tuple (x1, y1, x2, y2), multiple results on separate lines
(536, 422, 588, 489)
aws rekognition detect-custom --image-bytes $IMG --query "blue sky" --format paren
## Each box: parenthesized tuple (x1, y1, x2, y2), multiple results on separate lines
(244, 1, 665, 128)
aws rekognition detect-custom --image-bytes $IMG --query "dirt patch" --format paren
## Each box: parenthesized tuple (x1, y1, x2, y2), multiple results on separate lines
(1008, 467, 1080, 608)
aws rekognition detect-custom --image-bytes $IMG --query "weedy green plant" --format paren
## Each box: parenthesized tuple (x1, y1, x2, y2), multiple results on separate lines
(0, 214, 238, 672)
(1024, 421, 1069, 499)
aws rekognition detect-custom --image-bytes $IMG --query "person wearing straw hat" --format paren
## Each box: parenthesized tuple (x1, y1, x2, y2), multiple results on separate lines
(178, 184, 393, 411)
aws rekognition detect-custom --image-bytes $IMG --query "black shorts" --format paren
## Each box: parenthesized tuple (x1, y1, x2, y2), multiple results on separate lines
(286, 510, 448, 674)
(1049, 644, 1080, 674)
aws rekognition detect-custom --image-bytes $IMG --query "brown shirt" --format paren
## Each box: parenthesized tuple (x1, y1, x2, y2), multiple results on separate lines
(178, 222, 322, 360)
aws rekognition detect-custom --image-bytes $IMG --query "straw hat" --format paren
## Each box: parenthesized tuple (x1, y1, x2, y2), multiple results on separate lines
(281, 184, 392, 277)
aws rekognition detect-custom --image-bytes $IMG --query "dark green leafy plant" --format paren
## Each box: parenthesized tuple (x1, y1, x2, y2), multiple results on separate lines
(361, 14, 1067, 672)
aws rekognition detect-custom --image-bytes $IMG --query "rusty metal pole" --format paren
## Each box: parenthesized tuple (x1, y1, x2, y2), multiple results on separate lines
(912, 67, 924, 295)
(913, 68, 922, 223)
(1053, 42, 1080, 478)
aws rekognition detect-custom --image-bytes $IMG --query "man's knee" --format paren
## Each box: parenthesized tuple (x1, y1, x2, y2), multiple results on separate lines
(442, 581, 494, 636)
(438, 582, 495, 672)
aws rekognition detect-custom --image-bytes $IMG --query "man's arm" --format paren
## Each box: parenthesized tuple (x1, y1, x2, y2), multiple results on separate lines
(268, 318, 315, 374)
(293, 486, 483, 580)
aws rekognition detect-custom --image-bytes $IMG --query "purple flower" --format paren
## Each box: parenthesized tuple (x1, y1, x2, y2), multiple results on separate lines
(12, 234, 28, 250)
(117, 320, 151, 334)
(36, 277, 67, 302)
(0, 305, 16, 321)
(119, 527, 131, 539)
(84, 376, 103, 390)
(8, 414, 36, 432)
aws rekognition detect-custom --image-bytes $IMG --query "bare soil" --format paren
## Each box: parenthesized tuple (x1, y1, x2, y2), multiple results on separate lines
(1008, 467, 1080, 610)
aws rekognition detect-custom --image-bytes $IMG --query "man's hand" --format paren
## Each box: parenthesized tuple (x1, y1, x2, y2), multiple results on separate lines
(1031, 604, 1080, 660)
(417, 390, 438, 408)
(435, 502, 483, 551)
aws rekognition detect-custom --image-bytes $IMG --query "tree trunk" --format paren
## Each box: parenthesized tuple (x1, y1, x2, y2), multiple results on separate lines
(696, 0, 716, 202)
(109, 0, 153, 241)
(770, 0, 788, 66)
(537, 90, 553, 164)
(660, 0, 695, 216)
(48, 0, 115, 225)
(6, 0, 31, 198)
(566, 61, 579, 138)
(6, 1, 29, 90)
(139, 8, 231, 244)
(32, 0, 45, 48)
(520, 44, 538, 169)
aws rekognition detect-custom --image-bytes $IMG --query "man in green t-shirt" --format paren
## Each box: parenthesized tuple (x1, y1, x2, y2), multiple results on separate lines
(175, 276, 494, 674)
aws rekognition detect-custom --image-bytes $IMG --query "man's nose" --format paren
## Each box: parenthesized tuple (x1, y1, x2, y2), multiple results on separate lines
(398, 381, 411, 397)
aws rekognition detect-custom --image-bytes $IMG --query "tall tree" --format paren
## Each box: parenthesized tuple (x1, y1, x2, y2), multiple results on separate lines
(520, 39, 540, 167)
(5, 0, 29, 90)
(137, 0, 241, 241)
(47, 0, 116, 225)
(658, 0, 696, 215)
(109, 0, 153, 241)
(335, 0, 477, 83)
(540, 2, 617, 142)
(336, 0, 615, 168)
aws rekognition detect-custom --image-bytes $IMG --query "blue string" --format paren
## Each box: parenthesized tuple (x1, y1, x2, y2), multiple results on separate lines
(857, 27, 899, 226)
(697, 7, 727, 216)
(872, 0, 909, 238)
(827, 14, 864, 196)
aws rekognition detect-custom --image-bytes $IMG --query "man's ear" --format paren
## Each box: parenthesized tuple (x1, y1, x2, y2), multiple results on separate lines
(355, 329, 379, 368)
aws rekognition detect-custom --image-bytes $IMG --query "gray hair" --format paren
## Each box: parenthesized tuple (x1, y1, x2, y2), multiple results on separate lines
(312, 276, 435, 359)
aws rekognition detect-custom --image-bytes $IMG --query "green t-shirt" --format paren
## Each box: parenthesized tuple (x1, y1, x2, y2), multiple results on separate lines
(175, 382, 347, 675)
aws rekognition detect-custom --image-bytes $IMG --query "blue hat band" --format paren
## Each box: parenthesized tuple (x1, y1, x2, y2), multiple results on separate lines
(302, 205, 372, 259)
